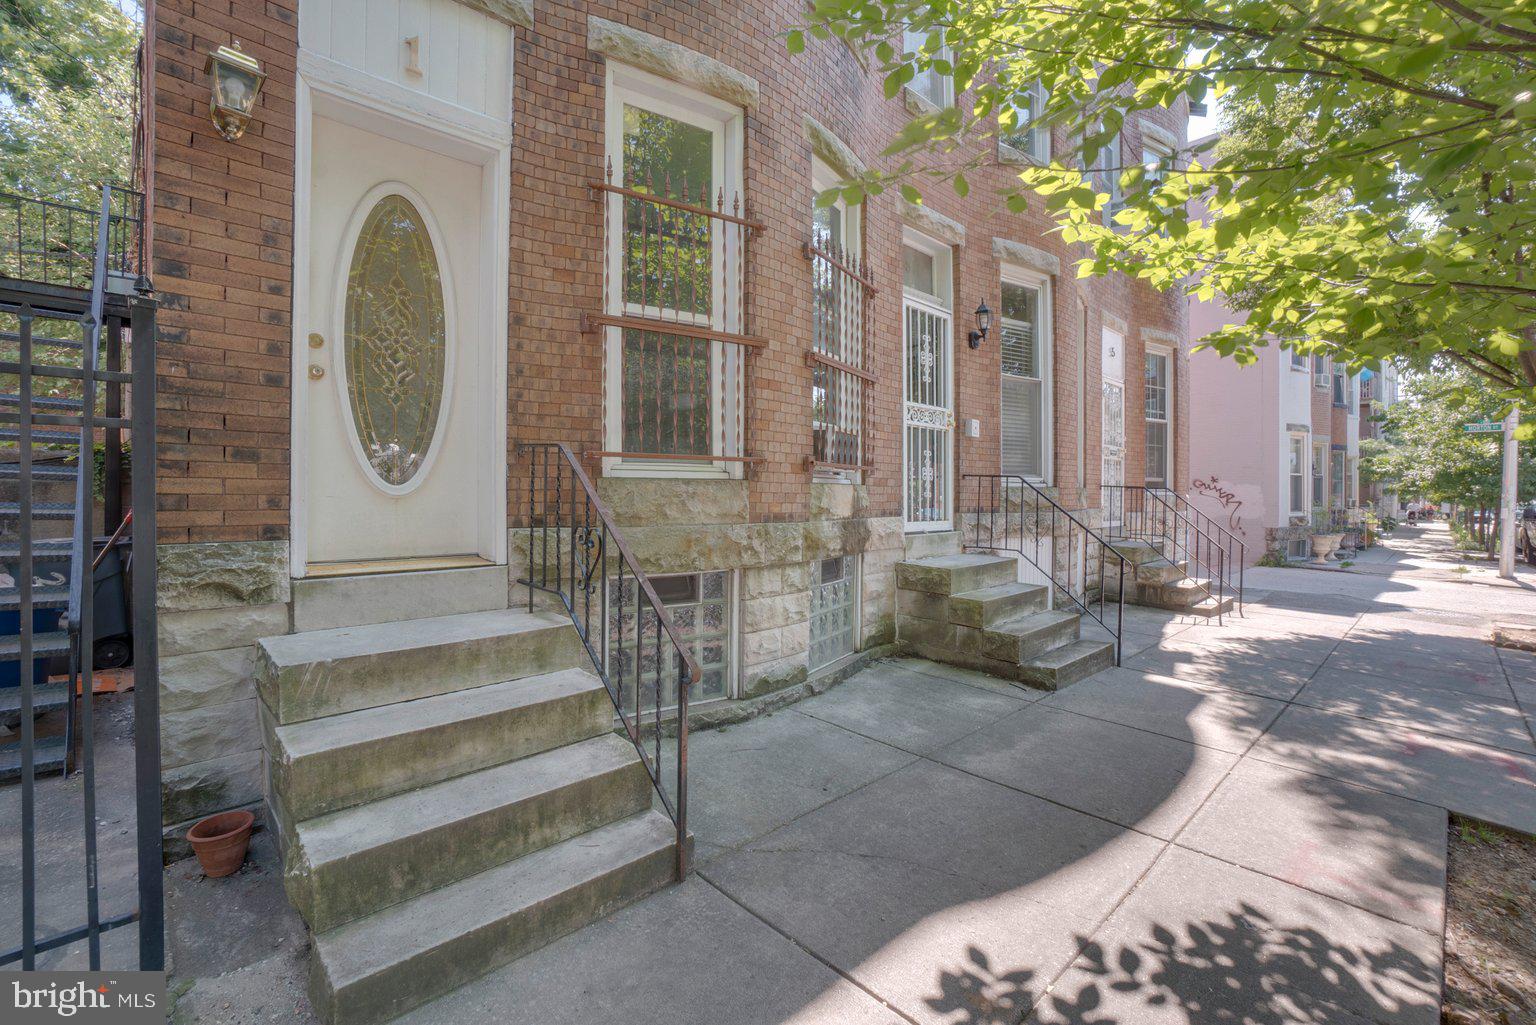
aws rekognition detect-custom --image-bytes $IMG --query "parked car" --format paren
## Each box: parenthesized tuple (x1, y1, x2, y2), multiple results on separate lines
(1519, 502, 1536, 565)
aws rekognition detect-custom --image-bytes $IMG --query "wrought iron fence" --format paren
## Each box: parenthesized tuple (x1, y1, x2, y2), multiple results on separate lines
(2, 183, 162, 969)
(805, 237, 873, 474)
(0, 190, 143, 291)
(963, 473, 1126, 665)
(517, 442, 697, 880)
(582, 160, 761, 468)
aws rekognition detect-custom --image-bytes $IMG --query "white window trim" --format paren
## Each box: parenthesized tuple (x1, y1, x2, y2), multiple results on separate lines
(999, 263, 1053, 485)
(901, 226, 953, 309)
(999, 81, 1050, 164)
(903, 28, 955, 109)
(1287, 432, 1308, 517)
(1144, 343, 1173, 488)
(902, 227, 955, 532)
(601, 62, 746, 480)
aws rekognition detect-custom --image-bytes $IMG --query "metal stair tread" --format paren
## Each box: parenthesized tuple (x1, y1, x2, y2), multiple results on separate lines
(0, 539, 73, 558)
(0, 681, 69, 716)
(0, 464, 77, 481)
(294, 734, 643, 867)
(0, 734, 66, 780)
(0, 631, 69, 660)
(0, 394, 84, 411)
(0, 586, 70, 610)
(312, 809, 676, 986)
(260, 608, 573, 669)
(275, 667, 605, 761)
(0, 501, 76, 519)
(0, 428, 80, 446)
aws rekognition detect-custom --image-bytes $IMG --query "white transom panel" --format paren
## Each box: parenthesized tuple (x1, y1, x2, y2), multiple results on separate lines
(300, 0, 514, 124)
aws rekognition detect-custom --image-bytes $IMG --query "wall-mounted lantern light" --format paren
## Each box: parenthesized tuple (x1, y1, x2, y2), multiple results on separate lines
(204, 42, 266, 142)
(968, 300, 992, 349)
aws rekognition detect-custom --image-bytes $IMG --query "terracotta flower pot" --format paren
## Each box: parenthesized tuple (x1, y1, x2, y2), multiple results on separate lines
(187, 810, 254, 878)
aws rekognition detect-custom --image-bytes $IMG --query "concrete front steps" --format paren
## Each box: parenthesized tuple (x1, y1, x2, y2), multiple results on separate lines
(257, 608, 680, 1025)
(896, 552, 1115, 690)
(1107, 539, 1234, 618)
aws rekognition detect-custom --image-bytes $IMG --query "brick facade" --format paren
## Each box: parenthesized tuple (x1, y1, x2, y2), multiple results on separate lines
(151, 0, 1188, 544)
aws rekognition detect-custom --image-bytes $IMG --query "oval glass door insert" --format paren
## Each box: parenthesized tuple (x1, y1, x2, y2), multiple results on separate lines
(342, 193, 447, 488)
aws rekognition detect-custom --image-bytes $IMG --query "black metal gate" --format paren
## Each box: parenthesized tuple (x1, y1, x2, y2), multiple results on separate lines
(1, 185, 162, 970)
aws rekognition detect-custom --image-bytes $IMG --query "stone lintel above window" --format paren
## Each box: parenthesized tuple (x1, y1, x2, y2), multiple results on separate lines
(992, 237, 1059, 277)
(899, 199, 965, 247)
(804, 116, 866, 181)
(588, 17, 760, 112)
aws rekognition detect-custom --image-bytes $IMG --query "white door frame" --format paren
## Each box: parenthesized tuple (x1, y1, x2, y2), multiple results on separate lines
(998, 264, 1053, 485)
(290, 54, 511, 577)
(902, 229, 954, 533)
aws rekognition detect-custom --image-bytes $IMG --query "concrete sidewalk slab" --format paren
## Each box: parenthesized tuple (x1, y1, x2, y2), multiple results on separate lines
(390, 877, 907, 1025)
(1320, 649, 1511, 697)
(1175, 759, 1448, 932)
(938, 705, 1238, 839)
(682, 709, 916, 852)
(1033, 847, 1442, 1025)
(1295, 669, 1535, 756)
(1127, 648, 1313, 701)
(1338, 630, 1503, 667)
(705, 759, 1164, 1025)
(1039, 667, 1286, 754)
(1251, 705, 1536, 834)
(794, 662, 1031, 755)
(1155, 630, 1337, 668)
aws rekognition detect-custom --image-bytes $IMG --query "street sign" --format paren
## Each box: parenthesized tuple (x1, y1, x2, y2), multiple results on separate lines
(1464, 421, 1504, 433)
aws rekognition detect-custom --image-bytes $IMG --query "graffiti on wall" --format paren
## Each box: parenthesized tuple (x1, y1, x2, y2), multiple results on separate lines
(1191, 475, 1245, 534)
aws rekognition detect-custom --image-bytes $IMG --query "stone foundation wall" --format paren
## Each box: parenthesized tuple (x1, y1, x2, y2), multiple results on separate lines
(157, 541, 289, 851)
(1264, 524, 1311, 561)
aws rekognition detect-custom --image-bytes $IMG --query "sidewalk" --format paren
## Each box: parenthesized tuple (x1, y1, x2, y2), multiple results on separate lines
(171, 568, 1536, 1024)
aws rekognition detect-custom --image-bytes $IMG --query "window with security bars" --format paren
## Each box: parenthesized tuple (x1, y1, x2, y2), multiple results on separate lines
(608, 570, 732, 710)
(808, 180, 870, 476)
(1000, 278, 1046, 480)
(809, 555, 858, 669)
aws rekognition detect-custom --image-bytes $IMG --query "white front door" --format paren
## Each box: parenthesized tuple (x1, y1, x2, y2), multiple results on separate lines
(301, 112, 502, 571)
(1101, 325, 1126, 494)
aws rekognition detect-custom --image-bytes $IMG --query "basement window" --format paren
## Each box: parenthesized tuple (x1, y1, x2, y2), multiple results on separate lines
(809, 556, 859, 670)
(610, 570, 733, 707)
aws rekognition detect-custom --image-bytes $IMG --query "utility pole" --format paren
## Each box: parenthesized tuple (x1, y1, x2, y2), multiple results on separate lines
(1500, 406, 1519, 580)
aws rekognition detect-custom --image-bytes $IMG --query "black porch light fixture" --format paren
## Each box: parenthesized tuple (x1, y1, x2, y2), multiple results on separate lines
(204, 42, 266, 142)
(968, 300, 992, 349)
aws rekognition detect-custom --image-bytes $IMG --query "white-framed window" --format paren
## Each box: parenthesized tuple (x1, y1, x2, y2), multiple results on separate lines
(810, 159, 867, 481)
(1144, 348, 1172, 489)
(1288, 538, 1310, 559)
(1288, 434, 1307, 516)
(903, 27, 953, 109)
(1346, 456, 1357, 506)
(902, 231, 952, 308)
(1141, 138, 1174, 193)
(1093, 128, 1124, 223)
(1313, 355, 1329, 388)
(999, 268, 1051, 482)
(1312, 438, 1327, 509)
(1000, 81, 1050, 163)
(609, 569, 736, 708)
(1331, 449, 1346, 508)
(809, 554, 860, 670)
(1289, 348, 1308, 371)
(601, 64, 745, 478)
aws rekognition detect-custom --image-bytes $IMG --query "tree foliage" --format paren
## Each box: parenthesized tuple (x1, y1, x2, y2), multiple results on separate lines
(790, 1, 1536, 396)
(0, 0, 139, 205)
(1361, 369, 1536, 511)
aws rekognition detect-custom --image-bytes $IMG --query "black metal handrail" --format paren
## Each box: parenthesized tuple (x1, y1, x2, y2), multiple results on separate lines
(1102, 486, 1238, 621)
(962, 474, 1126, 665)
(517, 442, 698, 880)
(0, 189, 143, 292)
(1155, 488, 1246, 614)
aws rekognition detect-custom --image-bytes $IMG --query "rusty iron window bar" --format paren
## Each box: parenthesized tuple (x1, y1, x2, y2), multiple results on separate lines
(591, 159, 759, 469)
(805, 236, 872, 476)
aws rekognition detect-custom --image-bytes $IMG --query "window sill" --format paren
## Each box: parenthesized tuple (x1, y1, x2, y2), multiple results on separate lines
(997, 141, 1046, 167)
(901, 86, 944, 118)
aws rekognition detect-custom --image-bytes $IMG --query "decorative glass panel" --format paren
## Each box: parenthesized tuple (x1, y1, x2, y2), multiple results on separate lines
(343, 194, 446, 487)
(810, 555, 857, 669)
(608, 570, 731, 709)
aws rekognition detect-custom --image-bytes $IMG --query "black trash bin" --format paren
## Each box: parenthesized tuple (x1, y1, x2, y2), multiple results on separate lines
(91, 537, 133, 670)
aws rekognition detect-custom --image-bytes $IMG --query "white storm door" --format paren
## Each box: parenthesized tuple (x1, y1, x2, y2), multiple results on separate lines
(302, 113, 498, 568)
(1101, 326, 1126, 493)
(903, 297, 953, 531)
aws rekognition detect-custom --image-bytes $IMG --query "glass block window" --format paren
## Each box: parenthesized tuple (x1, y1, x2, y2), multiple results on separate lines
(609, 570, 732, 710)
(809, 556, 858, 670)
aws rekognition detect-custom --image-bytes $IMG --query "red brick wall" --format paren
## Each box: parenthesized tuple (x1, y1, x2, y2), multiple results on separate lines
(152, 0, 297, 543)
(152, 1, 1187, 540)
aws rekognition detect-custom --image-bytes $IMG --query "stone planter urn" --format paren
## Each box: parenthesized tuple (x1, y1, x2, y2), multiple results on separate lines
(1311, 533, 1343, 564)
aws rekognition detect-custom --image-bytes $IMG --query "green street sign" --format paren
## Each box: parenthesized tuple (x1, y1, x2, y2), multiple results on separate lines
(1464, 422, 1504, 434)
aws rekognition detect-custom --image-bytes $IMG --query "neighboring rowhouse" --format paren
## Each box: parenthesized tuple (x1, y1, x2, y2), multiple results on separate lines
(1187, 276, 1386, 564)
(149, 2, 1188, 1020)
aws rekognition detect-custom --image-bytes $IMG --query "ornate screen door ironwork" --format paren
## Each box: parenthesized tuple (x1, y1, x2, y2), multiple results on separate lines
(302, 112, 499, 571)
(1101, 326, 1126, 516)
(903, 297, 954, 530)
